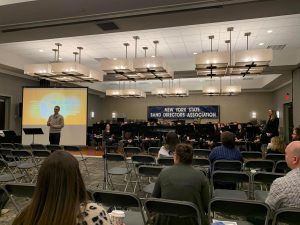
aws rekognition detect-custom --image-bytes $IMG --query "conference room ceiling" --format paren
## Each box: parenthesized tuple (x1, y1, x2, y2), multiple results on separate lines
(0, 0, 299, 94)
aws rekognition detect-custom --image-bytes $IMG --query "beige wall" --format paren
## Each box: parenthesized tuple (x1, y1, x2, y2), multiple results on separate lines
(96, 92, 273, 123)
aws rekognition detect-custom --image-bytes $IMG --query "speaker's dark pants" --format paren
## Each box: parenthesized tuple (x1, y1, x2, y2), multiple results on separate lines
(49, 133, 61, 145)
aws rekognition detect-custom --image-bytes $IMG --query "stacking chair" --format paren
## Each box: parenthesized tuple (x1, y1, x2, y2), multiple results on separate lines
(273, 160, 290, 173)
(30, 144, 46, 150)
(32, 149, 51, 167)
(241, 151, 262, 160)
(11, 150, 38, 183)
(104, 153, 134, 192)
(0, 159, 24, 183)
(272, 208, 300, 225)
(93, 190, 146, 225)
(3, 183, 35, 212)
(147, 147, 160, 156)
(0, 148, 18, 164)
(137, 165, 163, 196)
(0, 143, 15, 149)
(192, 158, 210, 167)
(209, 198, 270, 225)
(144, 198, 201, 225)
(193, 149, 211, 158)
(244, 160, 275, 172)
(212, 171, 251, 200)
(64, 145, 89, 176)
(46, 144, 63, 152)
(252, 172, 284, 201)
(157, 157, 174, 166)
(265, 153, 285, 162)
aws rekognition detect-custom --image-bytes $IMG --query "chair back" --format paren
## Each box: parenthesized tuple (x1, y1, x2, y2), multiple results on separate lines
(252, 172, 284, 185)
(46, 144, 63, 152)
(105, 153, 126, 162)
(4, 183, 35, 198)
(131, 155, 156, 164)
(148, 147, 160, 155)
(241, 151, 262, 159)
(209, 198, 270, 225)
(266, 153, 285, 162)
(138, 165, 163, 177)
(144, 198, 201, 225)
(0, 143, 15, 149)
(123, 147, 142, 156)
(32, 150, 51, 158)
(157, 157, 174, 166)
(272, 208, 300, 225)
(192, 158, 210, 167)
(64, 145, 81, 151)
(213, 160, 242, 172)
(11, 150, 32, 158)
(30, 144, 46, 150)
(212, 171, 250, 184)
(93, 190, 146, 225)
(274, 160, 290, 173)
(193, 149, 211, 158)
(244, 160, 275, 172)
(13, 143, 25, 150)
(0, 148, 13, 158)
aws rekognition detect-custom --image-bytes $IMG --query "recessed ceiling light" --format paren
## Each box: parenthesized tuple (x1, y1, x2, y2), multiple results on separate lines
(39, 49, 44, 52)
(151, 55, 156, 58)
(58, 57, 62, 60)
(259, 43, 264, 46)
(193, 52, 198, 55)
(267, 30, 273, 33)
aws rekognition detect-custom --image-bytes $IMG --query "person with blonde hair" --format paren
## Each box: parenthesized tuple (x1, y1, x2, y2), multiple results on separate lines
(267, 136, 286, 154)
(13, 151, 112, 225)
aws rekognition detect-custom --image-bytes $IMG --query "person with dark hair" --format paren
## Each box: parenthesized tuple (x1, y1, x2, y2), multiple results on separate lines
(152, 144, 210, 225)
(47, 105, 64, 145)
(158, 132, 180, 158)
(12, 151, 112, 225)
(208, 131, 243, 174)
(265, 109, 279, 139)
(291, 127, 300, 141)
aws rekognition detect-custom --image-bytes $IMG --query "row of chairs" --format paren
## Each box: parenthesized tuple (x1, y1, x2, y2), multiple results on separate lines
(2, 182, 299, 225)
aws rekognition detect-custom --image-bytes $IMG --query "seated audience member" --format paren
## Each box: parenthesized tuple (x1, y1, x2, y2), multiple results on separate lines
(152, 144, 210, 225)
(265, 141, 300, 211)
(209, 131, 243, 172)
(291, 127, 300, 141)
(267, 136, 286, 154)
(13, 151, 112, 225)
(158, 132, 179, 158)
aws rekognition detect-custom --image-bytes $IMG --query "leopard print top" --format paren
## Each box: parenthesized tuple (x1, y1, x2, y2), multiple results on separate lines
(77, 202, 112, 225)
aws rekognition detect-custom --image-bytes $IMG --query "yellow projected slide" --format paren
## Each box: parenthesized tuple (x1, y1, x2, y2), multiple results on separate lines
(23, 88, 87, 125)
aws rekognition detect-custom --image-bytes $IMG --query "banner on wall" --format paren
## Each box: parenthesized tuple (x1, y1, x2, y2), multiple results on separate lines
(147, 105, 219, 119)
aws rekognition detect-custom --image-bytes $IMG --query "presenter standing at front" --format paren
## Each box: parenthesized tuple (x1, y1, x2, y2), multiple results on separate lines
(47, 105, 64, 145)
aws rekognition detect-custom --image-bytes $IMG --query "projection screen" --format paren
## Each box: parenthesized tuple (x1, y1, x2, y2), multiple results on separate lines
(22, 87, 87, 145)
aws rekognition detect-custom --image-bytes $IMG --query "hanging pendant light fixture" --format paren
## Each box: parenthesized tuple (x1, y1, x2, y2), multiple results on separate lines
(232, 31, 273, 76)
(24, 43, 103, 82)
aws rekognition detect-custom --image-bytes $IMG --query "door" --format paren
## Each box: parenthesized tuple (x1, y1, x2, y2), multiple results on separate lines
(283, 102, 293, 142)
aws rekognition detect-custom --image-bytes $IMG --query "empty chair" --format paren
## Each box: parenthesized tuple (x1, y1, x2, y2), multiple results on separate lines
(157, 157, 174, 166)
(272, 208, 300, 225)
(144, 198, 202, 225)
(30, 144, 46, 150)
(266, 153, 285, 162)
(32, 149, 51, 167)
(3, 183, 35, 212)
(93, 190, 146, 225)
(209, 198, 270, 225)
(0, 159, 24, 183)
(136, 165, 163, 196)
(212, 171, 251, 200)
(192, 158, 210, 167)
(148, 147, 160, 156)
(131, 155, 156, 165)
(212, 160, 242, 172)
(241, 151, 262, 160)
(104, 153, 134, 192)
(46, 144, 63, 152)
(244, 160, 275, 172)
(274, 160, 290, 173)
(64, 145, 89, 175)
(252, 172, 284, 201)
(193, 149, 211, 158)
(1, 143, 15, 149)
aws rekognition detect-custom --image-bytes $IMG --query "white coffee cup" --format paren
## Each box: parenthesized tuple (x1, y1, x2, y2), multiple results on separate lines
(109, 210, 125, 225)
